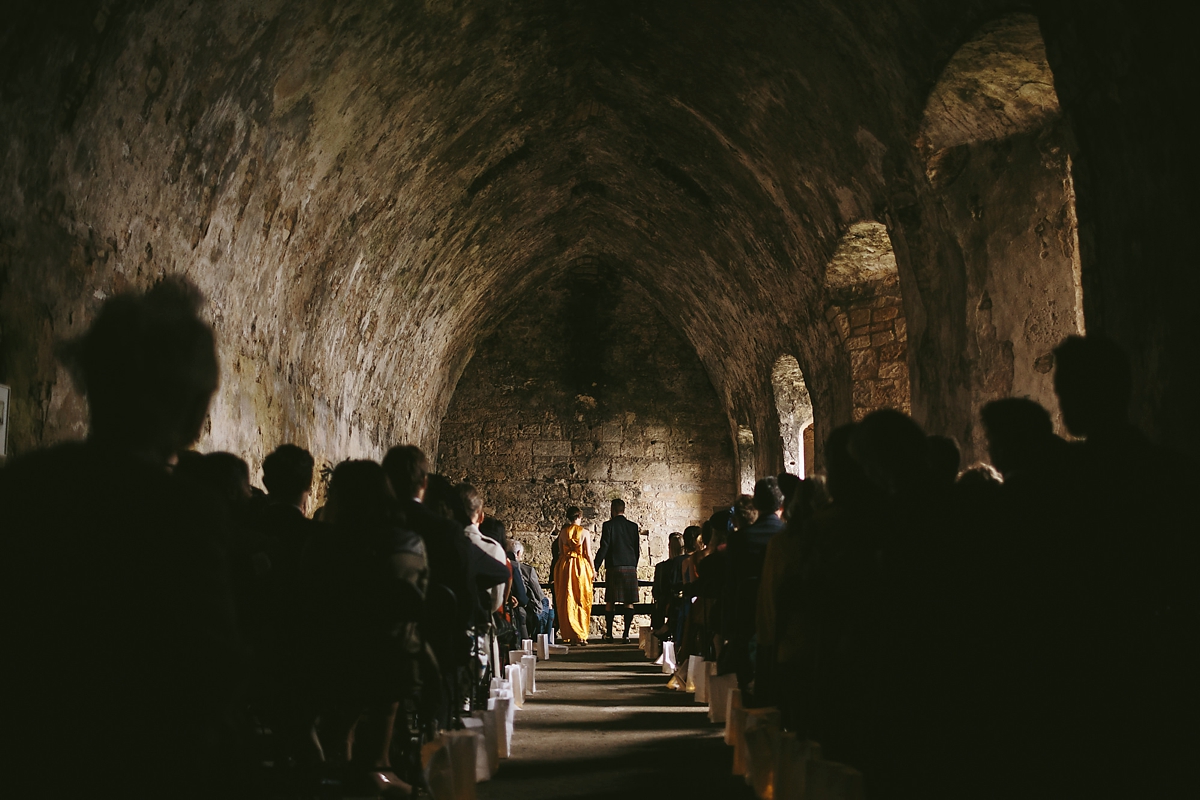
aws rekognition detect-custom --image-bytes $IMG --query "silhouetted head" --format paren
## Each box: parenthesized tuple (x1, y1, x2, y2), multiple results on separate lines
(1053, 334, 1131, 438)
(64, 277, 218, 462)
(752, 476, 785, 517)
(174, 450, 250, 511)
(668, 532, 685, 558)
(382, 445, 428, 501)
(956, 463, 1004, 503)
(706, 508, 734, 547)
(480, 516, 508, 550)
(458, 483, 484, 527)
(776, 472, 802, 519)
(824, 424, 871, 504)
(424, 473, 464, 523)
(262, 444, 314, 505)
(849, 409, 929, 495)
(205, 452, 252, 507)
(683, 525, 703, 552)
(981, 398, 1055, 478)
(566, 505, 582, 524)
(926, 435, 961, 488)
(733, 494, 759, 529)
(325, 460, 397, 531)
(173, 450, 209, 487)
(784, 479, 818, 528)
(610, 498, 626, 518)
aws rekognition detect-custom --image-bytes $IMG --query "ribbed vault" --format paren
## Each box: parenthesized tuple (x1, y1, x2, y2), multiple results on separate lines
(3, 0, 1193, 471)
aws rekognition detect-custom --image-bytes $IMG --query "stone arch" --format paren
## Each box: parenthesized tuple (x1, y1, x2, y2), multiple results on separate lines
(771, 355, 814, 477)
(823, 222, 912, 421)
(918, 12, 1085, 450)
(435, 270, 736, 575)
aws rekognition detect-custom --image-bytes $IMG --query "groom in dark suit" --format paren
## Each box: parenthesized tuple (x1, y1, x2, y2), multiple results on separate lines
(594, 498, 641, 642)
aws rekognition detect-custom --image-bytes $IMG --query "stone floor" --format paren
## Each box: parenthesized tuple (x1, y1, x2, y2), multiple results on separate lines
(477, 642, 755, 800)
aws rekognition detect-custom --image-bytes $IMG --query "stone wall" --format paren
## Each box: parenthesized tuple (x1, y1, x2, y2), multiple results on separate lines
(824, 223, 913, 422)
(928, 124, 1083, 454)
(437, 270, 736, 584)
(1, 1, 1189, 483)
(827, 291, 911, 421)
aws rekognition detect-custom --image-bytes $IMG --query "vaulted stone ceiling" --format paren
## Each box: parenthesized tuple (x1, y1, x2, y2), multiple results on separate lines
(2, 0, 1194, 468)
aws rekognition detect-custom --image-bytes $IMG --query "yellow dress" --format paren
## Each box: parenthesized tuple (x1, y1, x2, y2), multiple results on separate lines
(554, 524, 595, 644)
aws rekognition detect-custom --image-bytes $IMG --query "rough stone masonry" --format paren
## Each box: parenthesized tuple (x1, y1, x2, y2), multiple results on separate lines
(437, 267, 734, 581)
(1, 1, 1193, 482)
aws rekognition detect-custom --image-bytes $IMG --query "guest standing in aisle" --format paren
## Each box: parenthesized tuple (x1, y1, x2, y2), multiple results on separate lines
(595, 498, 641, 642)
(553, 506, 594, 645)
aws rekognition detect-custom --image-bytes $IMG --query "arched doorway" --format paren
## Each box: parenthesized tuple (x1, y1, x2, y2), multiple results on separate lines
(823, 222, 912, 421)
(771, 355, 813, 477)
(736, 424, 756, 494)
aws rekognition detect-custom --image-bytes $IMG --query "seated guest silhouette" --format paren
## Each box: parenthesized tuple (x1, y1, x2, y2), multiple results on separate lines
(595, 498, 641, 642)
(512, 540, 552, 637)
(0, 278, 243, 798)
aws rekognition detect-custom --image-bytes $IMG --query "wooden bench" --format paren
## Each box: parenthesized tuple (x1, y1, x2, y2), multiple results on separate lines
(541, 579, 655, 616)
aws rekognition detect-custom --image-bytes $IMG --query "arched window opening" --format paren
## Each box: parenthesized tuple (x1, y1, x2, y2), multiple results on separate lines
(824, 222, 912, 421)
(918, 12, 1084, 443)
(736, 425, 756, 495)
(771, 355, 813, 477)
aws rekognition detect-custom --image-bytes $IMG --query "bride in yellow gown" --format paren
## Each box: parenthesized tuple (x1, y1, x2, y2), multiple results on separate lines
(554, 506, 594, 645)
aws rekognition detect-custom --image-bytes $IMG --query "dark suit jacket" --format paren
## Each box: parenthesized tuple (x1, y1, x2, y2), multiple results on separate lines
(595, 516, 640, 571)
(401, 498, 474, 605)
(517, 562, 545, 605)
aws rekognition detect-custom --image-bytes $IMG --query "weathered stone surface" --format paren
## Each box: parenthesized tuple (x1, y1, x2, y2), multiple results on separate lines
(0, 0, 1190, 480)
(436, 273, 734, 577)
(909, 13, 1085, 455)
(771, 354, 814, 475)
(825, 224, 913, 421)
(917, 14, 1060, 153)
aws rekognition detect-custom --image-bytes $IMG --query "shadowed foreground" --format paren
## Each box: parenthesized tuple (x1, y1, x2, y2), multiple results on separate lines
(478, 643, 753, 800)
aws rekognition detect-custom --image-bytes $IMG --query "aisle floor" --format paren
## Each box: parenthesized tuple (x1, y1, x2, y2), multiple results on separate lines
(477, 642, 755, 800)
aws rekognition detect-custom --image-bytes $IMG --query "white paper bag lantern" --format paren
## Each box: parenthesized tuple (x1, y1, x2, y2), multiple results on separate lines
(487, 696, 514, 758)
(460, 718, 492, 782)
(505, 664, 524, 708)
(696, 661, 715, 704)
(686, 655, 703, 693)
(724, 687, 743, 745)
(522, 638, 534, 654)
(469, 709, 499, 775)
(661, 640, 676, 674)
(743, 707, 782, 797)
(537, 633, 550, 660)
(521, 654, 537, 694)
(489, 676, 511, 700)
(708, 672, 738, 724)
